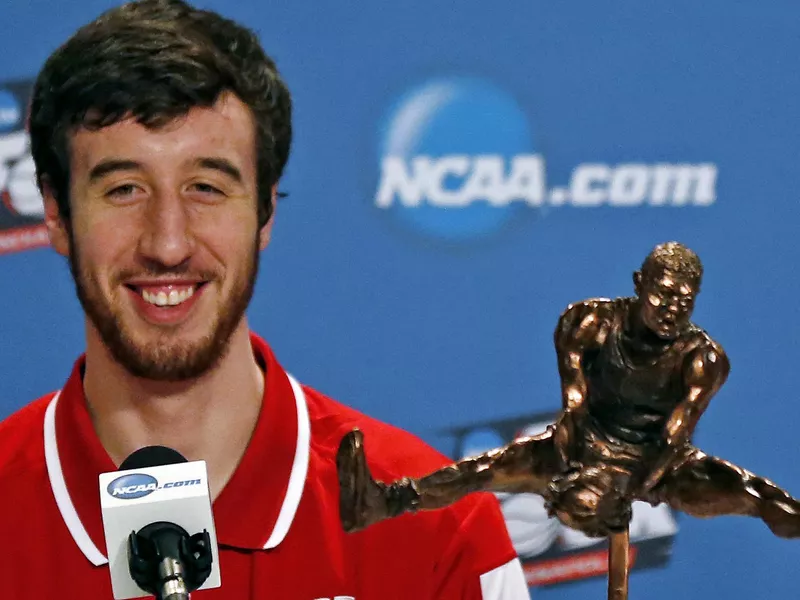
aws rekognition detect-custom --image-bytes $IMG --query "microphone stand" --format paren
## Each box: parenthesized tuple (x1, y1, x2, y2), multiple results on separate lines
(128, 522, 213, 600)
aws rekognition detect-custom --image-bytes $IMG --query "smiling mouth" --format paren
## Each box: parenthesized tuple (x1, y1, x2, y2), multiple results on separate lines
(125, 282, 208, 307)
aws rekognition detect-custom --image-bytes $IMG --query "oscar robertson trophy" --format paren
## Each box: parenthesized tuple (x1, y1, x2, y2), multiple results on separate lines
(336, 241, 800, 600)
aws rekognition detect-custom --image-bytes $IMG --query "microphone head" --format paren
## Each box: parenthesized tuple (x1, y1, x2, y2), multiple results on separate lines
(119, 446, 188, 471)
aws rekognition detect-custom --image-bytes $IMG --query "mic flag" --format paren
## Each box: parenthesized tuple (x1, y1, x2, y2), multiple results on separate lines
(99, 446, 222, 599)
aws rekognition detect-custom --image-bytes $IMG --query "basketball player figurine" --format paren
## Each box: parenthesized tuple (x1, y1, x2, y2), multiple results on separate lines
(336, 241, 800, 600)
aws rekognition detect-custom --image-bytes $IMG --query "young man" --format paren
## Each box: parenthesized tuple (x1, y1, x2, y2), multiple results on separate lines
(0, 1, 528, 598)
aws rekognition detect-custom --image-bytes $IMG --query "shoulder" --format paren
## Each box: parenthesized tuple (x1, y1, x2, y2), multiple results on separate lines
(558, 297, 618, 323)
(302, 383, 455, 479)
(296, 381, 526, 596)
(683, 329, 730, 382)
(555, 297, 620, 343)
(0, 395, 54, 473)
(301, 382, 518, 556)
(686, 328, 727, 363)
(0, 393, 54, 480)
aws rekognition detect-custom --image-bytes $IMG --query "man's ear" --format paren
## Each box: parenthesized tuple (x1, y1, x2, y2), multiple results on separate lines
(42, 181, 70, 257)
(633, 270, 642, 295)
(258, 184, 278, 251)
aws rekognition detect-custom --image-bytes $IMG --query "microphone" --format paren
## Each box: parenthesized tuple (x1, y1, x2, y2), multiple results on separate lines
(99, 446, 222, 599)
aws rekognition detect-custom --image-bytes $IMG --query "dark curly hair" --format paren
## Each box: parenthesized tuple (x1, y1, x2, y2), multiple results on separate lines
(29, 0, 291, 228)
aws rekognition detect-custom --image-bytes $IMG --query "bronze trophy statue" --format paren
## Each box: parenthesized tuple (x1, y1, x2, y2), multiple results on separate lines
(336, 241, 800, 600)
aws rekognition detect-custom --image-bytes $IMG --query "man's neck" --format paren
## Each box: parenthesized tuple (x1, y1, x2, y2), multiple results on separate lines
(623, 299, 673, 355)
(82, 322, 265, 500)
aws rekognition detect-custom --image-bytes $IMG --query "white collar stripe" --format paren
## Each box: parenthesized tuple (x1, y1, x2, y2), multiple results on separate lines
(43, 393, 109, 566)
(43, 372, 310, 562)
(263, 373, 311, 549)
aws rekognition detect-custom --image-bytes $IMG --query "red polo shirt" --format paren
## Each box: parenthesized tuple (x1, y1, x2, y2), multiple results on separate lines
(0, 333, 528, 599)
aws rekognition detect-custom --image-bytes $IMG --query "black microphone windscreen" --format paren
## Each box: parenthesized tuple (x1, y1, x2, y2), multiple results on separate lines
(119, 445, 188, 470)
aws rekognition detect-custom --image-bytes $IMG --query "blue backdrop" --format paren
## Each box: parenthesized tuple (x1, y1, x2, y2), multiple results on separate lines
(2, 1, 799, 598)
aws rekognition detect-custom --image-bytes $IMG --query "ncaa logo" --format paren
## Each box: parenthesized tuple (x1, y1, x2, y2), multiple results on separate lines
(375, 77, 540, 241)
(107, 473, 159, 500)
(375, 76, 717, 242)
(0, 90, 21, 132)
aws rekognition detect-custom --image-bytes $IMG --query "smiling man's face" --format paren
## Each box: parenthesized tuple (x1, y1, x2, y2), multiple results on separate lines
(46, 92, 271, 381)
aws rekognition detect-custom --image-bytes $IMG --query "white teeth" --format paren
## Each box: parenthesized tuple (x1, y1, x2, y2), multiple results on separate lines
(141, 286, 196, 307)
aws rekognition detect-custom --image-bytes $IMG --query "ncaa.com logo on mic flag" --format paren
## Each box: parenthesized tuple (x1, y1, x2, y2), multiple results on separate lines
(373, 76, 717, 241)
(107, 472, 203, 500)
(0, 79, 48, 256)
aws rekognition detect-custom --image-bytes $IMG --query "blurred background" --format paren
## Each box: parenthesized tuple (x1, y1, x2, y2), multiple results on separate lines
(2, 1, 799, 597)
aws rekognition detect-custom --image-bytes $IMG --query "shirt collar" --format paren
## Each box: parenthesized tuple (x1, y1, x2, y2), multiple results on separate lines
(43, 333, 310, 565)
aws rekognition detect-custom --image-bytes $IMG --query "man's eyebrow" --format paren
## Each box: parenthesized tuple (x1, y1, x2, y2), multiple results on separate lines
(88, 159, 142, 183)
(87, 157, 244, 184)
(194, 157, 243, 183)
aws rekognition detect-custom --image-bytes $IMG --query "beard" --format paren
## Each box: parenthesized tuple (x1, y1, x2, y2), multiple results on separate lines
(67, 231, 259, 382)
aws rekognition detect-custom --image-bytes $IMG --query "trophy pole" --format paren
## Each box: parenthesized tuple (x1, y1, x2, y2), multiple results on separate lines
(607, 527, 630, 600)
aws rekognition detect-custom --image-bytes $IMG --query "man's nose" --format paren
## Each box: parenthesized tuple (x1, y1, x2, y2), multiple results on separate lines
(137, 192, 194, 267)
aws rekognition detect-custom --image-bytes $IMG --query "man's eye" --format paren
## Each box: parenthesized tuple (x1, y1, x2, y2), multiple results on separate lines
(107, 184, 138, 198)
(191, 183, 223, 194)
